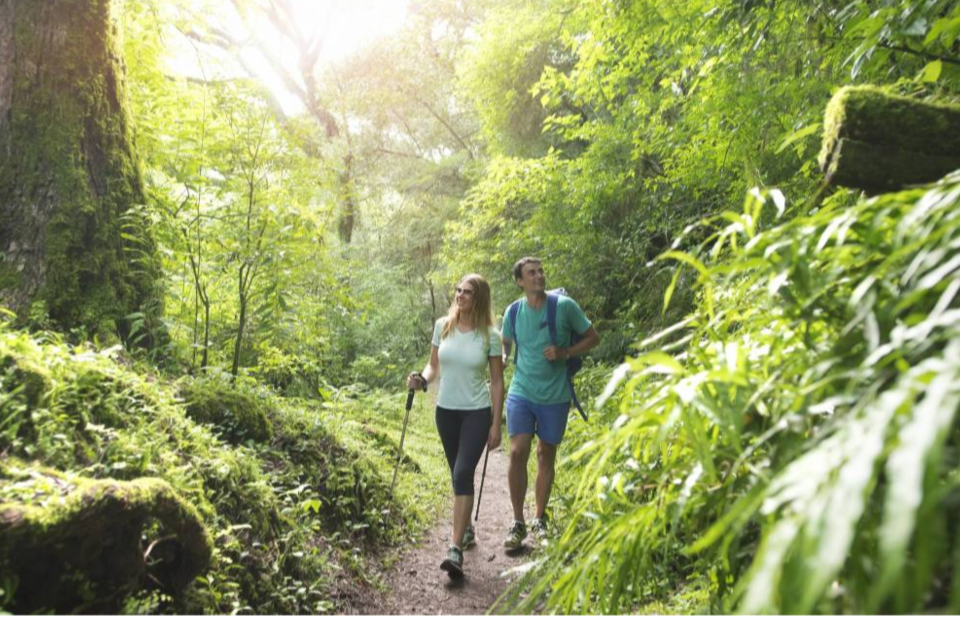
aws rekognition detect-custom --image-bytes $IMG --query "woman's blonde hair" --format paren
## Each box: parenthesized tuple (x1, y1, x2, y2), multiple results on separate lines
(441, 274, 495, 343)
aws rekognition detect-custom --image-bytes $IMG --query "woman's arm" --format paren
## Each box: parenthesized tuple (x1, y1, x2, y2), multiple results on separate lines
(487, 354, 504, 450)
(408, 346, 440, 389)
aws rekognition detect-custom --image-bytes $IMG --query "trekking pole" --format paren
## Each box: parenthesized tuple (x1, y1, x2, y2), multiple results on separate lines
(474, 448, 490, 521)
(389, 375, 426, 504)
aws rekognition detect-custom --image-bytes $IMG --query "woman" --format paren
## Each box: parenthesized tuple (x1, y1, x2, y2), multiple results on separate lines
(408, 274, 504, 578)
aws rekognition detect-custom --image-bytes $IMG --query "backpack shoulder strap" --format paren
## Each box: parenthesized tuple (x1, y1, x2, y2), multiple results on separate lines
(546, 293, 559, 345)
(507, 300, 521, 364)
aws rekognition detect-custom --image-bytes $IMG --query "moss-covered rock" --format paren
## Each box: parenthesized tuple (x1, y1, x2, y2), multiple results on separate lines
(179, 377, 274, 444)
(819, 86, 960, 192)
(0, 463, 211, 613)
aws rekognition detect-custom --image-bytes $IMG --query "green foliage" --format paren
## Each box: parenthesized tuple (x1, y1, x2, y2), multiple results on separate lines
(123, 1, 352, 382)
(451, 0, 960, 350)
(506, 171, 960, 614)
(460, 0, 574, 157)
(8, 0, 960, 616)
(0, 325, 449, 613)
(446, 4, 960, 611)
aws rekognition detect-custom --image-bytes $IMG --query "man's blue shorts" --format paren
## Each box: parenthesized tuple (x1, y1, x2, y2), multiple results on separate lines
(506, 394, 571, 446)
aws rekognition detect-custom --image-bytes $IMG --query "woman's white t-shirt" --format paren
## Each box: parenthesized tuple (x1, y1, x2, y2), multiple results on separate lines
(431, 318, 503, 410)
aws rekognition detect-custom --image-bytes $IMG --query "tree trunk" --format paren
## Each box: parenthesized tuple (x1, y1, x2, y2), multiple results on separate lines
(232, 265, 248, 379)
(337, 155, 358, 243)
(819, 86, 960, 193)
(0, 0, 162, 344)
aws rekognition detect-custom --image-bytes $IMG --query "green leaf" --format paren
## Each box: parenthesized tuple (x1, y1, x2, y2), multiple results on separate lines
(775, 123, 820, 154)
(301, 499, 322, 514)
(663, 265, 684, 314)
(656, 251, 708, 278)
(919, 59, 942, 83)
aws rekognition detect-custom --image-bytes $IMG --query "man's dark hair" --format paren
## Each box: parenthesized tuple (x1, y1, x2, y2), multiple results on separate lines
(512, 256, 542, 284)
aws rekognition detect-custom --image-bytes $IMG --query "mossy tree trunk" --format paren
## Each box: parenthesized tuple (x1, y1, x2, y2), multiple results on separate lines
(0, 0, 162, 345)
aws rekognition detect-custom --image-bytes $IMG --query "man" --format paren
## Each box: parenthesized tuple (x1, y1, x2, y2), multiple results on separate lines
(501, 257, 600, 549)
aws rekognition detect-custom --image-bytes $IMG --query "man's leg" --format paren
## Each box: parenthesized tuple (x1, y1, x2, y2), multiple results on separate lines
(505, 396, 537, 549)
(535, 439, 557, 519)
(508, 433, 533, 521)
(505, 395, 537, 523)
(531, 401, 570, 521)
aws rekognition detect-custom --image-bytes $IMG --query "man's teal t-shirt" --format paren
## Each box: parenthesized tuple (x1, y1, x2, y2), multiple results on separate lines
(501, 296, 592, 404)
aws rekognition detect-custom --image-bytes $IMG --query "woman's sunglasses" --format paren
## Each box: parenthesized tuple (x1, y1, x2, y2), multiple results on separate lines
(455, 287, 475, 296)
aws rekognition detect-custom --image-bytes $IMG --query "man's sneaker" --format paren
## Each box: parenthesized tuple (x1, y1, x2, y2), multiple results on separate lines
(530, 516, 550, 543)
(461, 526, 476, 549)
(440, 545, 464, 578)
(503, 520, 527, 550)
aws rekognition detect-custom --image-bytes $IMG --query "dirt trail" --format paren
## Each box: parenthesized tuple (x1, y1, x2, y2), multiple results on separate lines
(358, 448, 534, 615)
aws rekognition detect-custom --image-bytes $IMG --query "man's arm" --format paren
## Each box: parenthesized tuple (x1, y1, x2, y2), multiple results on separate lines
(502, 337, 513, 367)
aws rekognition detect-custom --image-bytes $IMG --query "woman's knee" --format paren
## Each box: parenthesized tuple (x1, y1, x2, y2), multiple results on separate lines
(452, 469, 475, 496)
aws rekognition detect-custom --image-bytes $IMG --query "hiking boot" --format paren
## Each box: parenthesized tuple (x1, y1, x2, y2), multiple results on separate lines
(440, 545, 464, 578)
(503, 520, 527, 550)
(461, 525, 476, 549)
(530, 516, 550, 544)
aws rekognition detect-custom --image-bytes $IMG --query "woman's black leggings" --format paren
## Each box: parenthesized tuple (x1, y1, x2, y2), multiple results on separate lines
(435, 406, 491, 496)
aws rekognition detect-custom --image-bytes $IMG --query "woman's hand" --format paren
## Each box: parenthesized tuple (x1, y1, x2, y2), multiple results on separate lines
(407, 371, 427, 391)
(487, 423, 503, 451)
